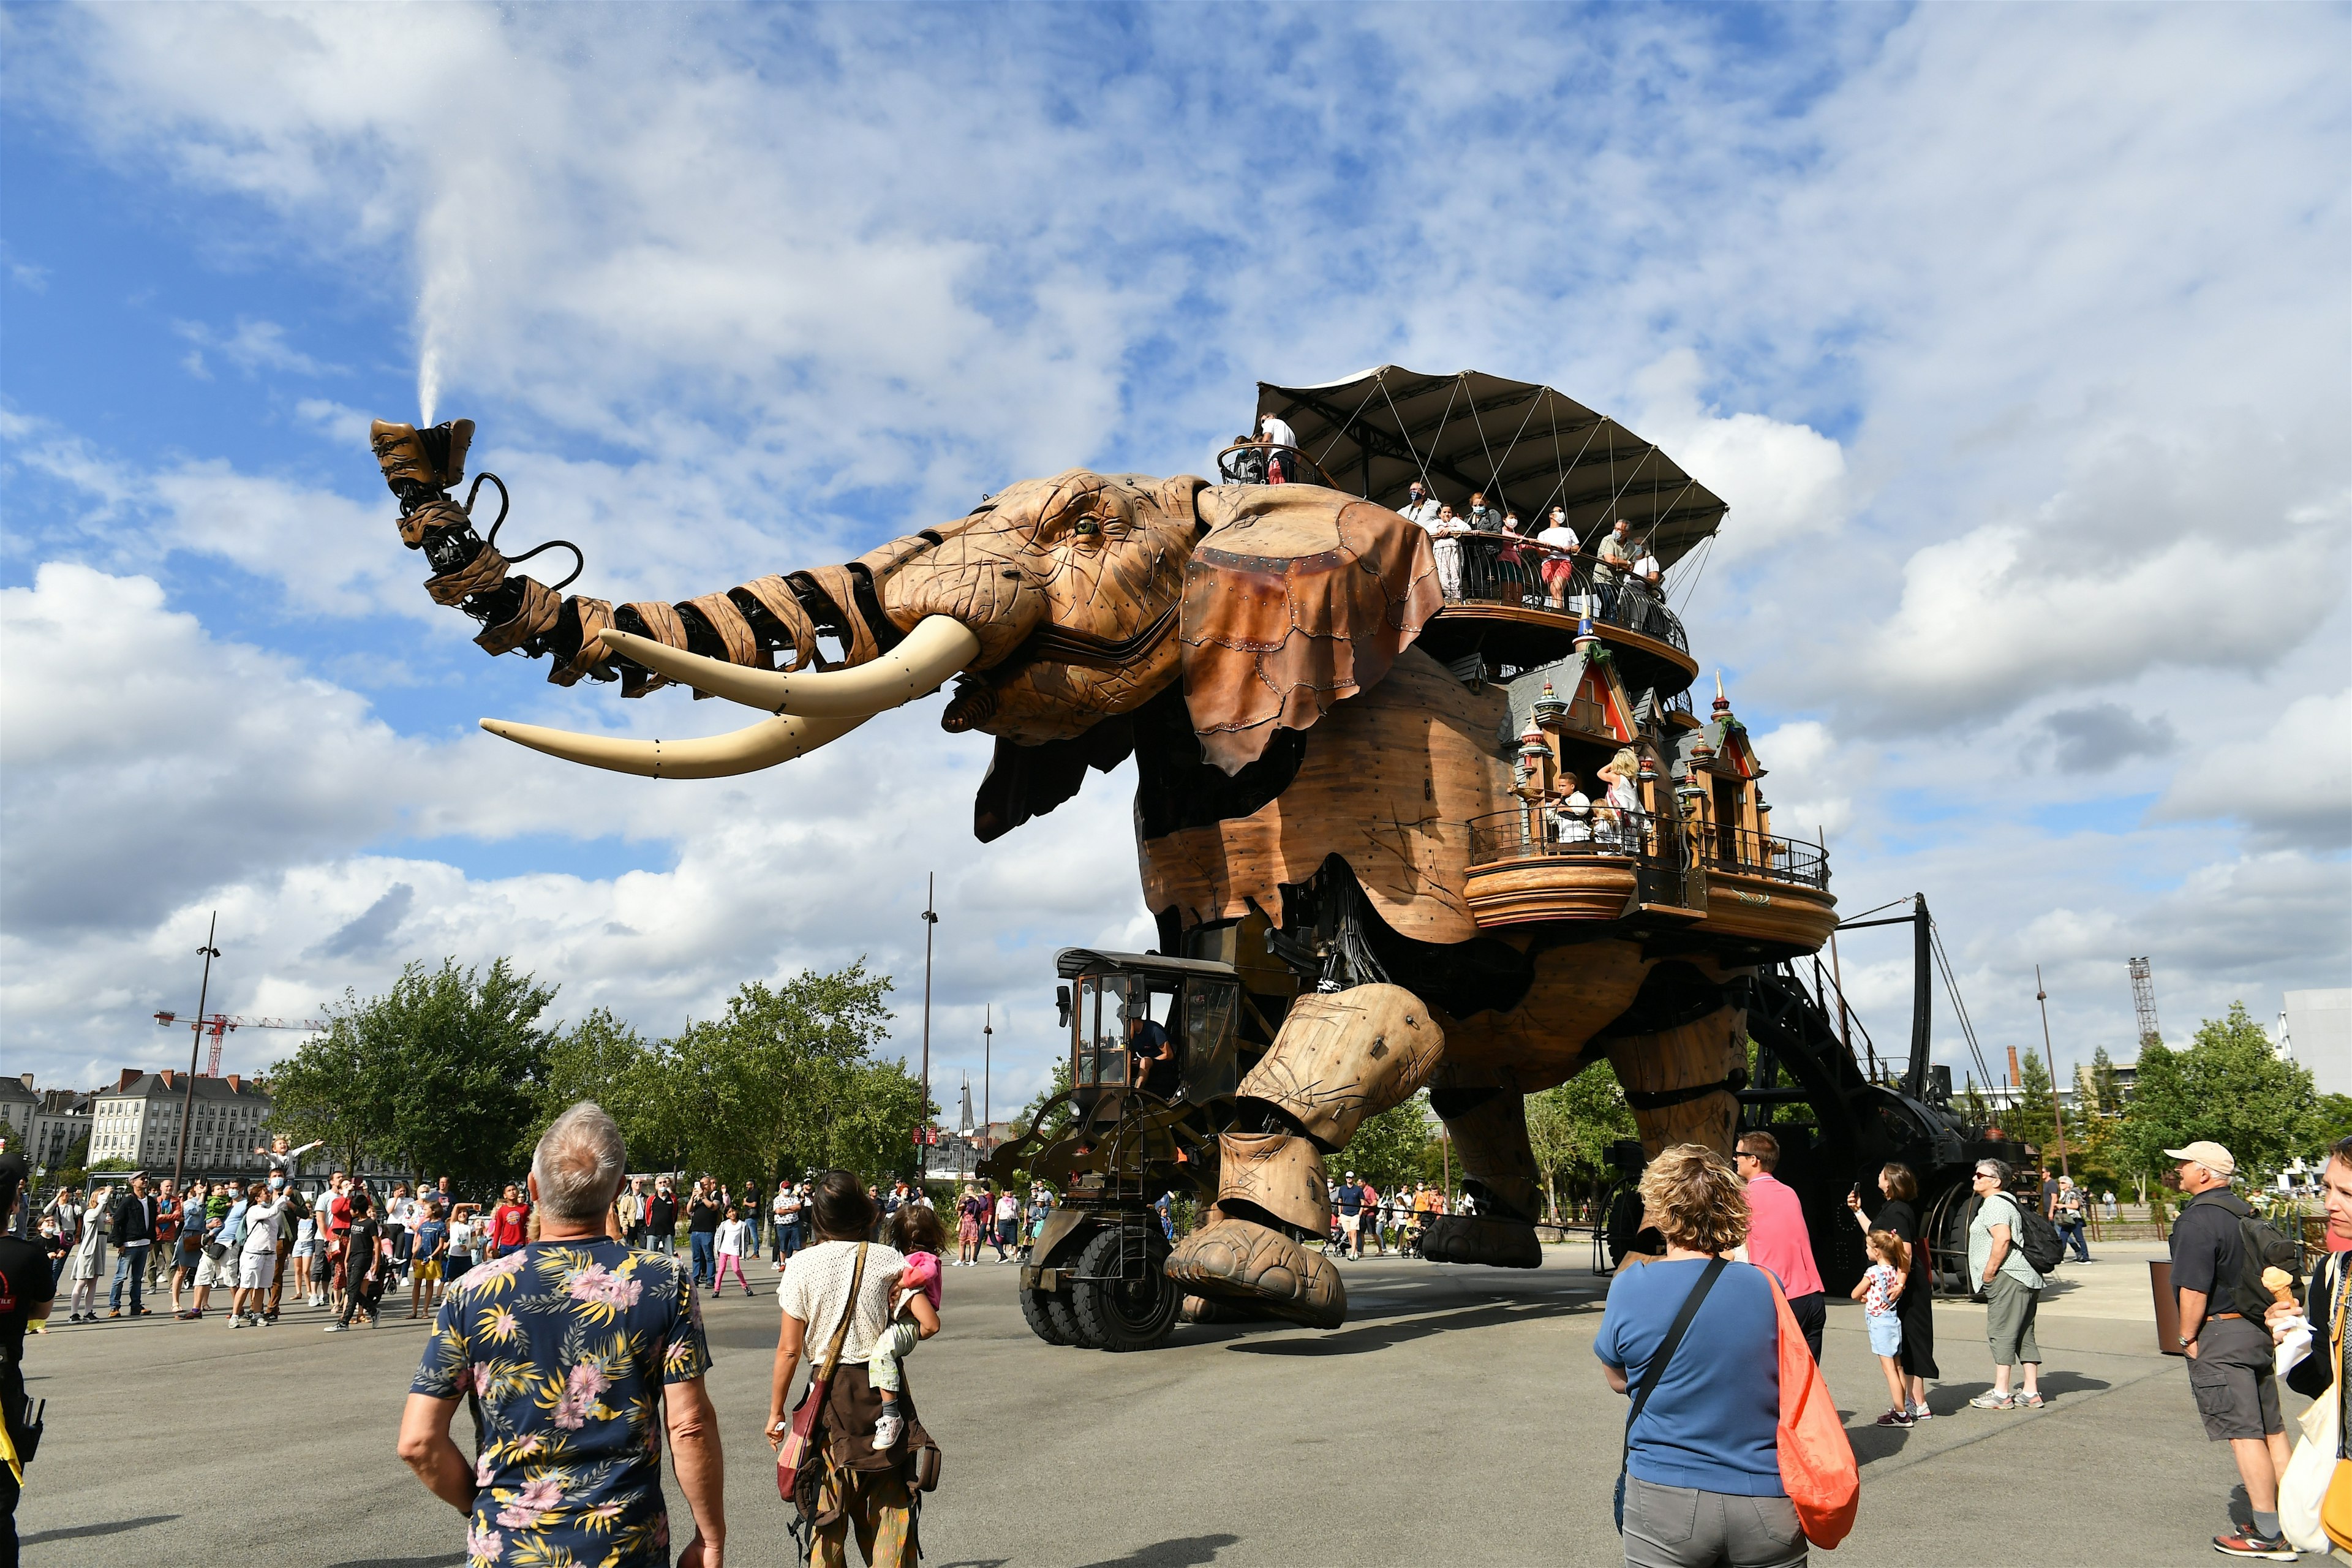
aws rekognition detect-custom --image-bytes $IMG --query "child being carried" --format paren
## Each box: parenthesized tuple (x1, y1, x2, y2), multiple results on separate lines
(871, 1202, 945, 1450)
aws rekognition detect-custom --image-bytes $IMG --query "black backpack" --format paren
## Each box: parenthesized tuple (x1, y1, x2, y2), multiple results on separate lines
(2011, 1202, 2066, 1278)
(2187, 1193, 2300, 1316)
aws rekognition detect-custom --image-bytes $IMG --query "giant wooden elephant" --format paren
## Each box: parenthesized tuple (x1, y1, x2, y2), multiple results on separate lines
(368, 417, 1833, 1328)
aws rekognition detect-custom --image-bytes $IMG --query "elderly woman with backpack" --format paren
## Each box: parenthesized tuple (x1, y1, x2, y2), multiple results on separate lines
(1965, 1159, 2047, 1410)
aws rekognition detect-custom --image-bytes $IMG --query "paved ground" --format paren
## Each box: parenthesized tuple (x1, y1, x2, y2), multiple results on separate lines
(16, 1238, 2280, 1567)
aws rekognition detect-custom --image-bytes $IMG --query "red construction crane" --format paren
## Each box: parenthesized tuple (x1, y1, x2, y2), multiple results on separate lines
(153, 1011, 328, 1076)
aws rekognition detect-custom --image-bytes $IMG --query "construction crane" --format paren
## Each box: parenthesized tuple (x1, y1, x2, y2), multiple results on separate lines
(2127, 957, 2162, 1052)
(153, 1011, 328, 1076)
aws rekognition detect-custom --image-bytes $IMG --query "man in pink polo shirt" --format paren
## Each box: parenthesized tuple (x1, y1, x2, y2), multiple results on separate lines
(1736, 1131, 1827, 1360)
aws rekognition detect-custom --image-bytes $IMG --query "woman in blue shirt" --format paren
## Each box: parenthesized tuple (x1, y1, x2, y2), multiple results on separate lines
(1594, 1144, 1803, 1567)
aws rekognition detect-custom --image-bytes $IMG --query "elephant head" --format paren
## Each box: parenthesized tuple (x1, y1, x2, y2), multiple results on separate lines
(369, 418, 1442, 801)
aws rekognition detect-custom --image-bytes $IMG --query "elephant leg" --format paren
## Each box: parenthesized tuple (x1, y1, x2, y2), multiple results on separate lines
(1604, 1000, 1749, 1161)
(1421, 1071, 1544, 1268)
(1168, 983, 1444, 1328)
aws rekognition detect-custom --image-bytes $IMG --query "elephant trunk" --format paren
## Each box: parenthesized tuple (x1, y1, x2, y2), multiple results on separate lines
(371, 416, 933, 778)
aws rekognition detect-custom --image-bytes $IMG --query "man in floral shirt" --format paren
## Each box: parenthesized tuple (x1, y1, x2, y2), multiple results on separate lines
(398, 1102, 725, 1568)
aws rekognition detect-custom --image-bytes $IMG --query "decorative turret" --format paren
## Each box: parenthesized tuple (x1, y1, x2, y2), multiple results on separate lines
(1712, 669, 1730, 719)
(1531, 680, 1567, 728)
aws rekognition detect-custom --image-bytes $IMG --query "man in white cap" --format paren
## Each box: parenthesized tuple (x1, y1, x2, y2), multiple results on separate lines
(2168, 1139, 2297, 1560)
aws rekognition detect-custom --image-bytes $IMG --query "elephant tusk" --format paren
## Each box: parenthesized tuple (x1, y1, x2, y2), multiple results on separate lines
(478, 712, 868, 779)
(597, 614, 981, 718)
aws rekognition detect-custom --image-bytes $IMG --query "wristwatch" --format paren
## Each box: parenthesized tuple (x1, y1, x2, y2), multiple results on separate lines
(2178, 1334, 2196, 1348)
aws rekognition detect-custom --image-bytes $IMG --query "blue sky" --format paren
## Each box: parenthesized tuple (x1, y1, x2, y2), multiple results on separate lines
(2, 3, 2346, 1110)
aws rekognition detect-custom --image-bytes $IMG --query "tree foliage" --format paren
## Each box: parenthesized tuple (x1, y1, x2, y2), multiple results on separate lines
(1526, 1064, 1638, 1221)
(268, 957, 556, 1183)
(1331, 1093, 1434, 1191)
(2116, 1001, 2326, 1183)
(2008, 1049, 2059, 1158)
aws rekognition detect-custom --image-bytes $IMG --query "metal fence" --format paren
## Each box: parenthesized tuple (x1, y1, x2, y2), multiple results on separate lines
(1429, 534, 1687, 652)
(1469, 807, 1830, 892)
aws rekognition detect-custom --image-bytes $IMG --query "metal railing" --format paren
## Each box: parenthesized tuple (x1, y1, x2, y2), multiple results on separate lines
(1706, 824, 1828, 889)
(1468, 805, 1669, 869)
(1468, 807, 1830, 891)
(1215, 443, 1339, 489)
(1427, 533, 1687, 652)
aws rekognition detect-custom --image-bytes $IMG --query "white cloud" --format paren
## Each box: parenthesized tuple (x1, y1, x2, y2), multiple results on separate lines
(2158, 690, 2352, 849)
(172, 317, 341, 378)
(1632, 350, 1848, 560)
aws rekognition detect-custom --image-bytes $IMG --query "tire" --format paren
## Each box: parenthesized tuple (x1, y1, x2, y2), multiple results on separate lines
(1020, 1284, 1072, 1346)
(1046, 1287, 1095, 1348)
(1069, 1227, 1180, 1352)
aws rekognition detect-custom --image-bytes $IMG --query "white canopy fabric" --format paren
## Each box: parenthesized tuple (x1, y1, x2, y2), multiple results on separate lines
(1256, 366, 1727, 570)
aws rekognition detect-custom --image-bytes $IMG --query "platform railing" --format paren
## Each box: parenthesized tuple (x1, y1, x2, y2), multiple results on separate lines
(1467, 805, 1669, 869)
(1468, 807, 1830, 891)
(1429, 534, 1687, 653)
(1706, 824, 1829, 889)
(1215, 442, 1340, 489)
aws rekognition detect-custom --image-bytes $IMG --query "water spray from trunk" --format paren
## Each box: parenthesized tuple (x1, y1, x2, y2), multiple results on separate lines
(417, 340, 443, 429)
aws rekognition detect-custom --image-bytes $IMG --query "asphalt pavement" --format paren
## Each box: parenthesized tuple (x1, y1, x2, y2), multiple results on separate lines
(14, 1238, 2267, 1567)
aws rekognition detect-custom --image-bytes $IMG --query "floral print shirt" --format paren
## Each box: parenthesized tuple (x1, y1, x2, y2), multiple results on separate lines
(412, 1238, 710, 1568)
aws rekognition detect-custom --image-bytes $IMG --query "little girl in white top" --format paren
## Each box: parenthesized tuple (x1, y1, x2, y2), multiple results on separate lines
(713, 1206, 753, 1296)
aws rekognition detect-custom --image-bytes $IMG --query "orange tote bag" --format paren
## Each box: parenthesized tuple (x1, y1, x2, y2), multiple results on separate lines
(1770, 1277, 1860, 1547)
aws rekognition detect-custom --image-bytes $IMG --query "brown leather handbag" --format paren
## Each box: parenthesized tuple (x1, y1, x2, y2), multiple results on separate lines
(775, 1244, 867, 1502)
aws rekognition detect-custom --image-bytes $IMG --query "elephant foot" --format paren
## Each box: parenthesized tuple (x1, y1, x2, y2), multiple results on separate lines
(1419, 1214, 1543, 1269)
(1166, 1216, 1346, 1329)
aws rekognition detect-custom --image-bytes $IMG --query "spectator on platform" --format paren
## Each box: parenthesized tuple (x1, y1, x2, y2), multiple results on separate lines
(1259, 413, 1299, 483)
(1847, 1161, 1937, 1421)
(1548, 772, 1594, 847)
(1735, 1132, 1826, 1361)
(1966, 1158, 2045, 1410)
(1593, 518, 1635, 617)
(1536, 508, 1580, 609)
(2170, 1140, 2292, 1558)
(1595, 1143, 1804, 1568)
(1430, 505, 1465, 600)
(1399, 480, 1442, 528)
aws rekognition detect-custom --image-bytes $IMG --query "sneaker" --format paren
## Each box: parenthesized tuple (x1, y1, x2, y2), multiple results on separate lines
(871, 1409, 903, 1452)
(2212, 1526, 2297, 1559)
(1967, 1392, 2016, 1410)
(230, 1317, 249, 1329)
(1907, 1403, 1933, 1421)
(323, 1323, 346, 1333)
(108, 1309, 123, 1319)
(1874, 1408, 1915, 1427)
(2017, 1392, 2045, 1408)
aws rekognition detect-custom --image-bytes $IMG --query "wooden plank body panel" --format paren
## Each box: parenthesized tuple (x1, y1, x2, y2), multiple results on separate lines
(1607, 1002, 1749, 1159)
(1436, 936, 1656, 1084)
(1139, 645, 1512, 943)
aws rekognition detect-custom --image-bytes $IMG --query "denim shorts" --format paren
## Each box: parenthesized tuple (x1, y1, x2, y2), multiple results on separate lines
(1867, 1313, 1902, 1358)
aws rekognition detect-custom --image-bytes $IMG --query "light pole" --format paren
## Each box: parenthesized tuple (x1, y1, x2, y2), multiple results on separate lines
(170, 913, 222, 1191)
(982, 1004, 993, 1148)
(919, 873, 937, 1184)
(2035, 965, 2070, 1183)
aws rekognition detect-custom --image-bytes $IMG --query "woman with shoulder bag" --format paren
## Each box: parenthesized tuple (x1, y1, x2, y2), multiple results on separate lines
(767, 1172, 929, 1567)
(1594, 1144, 1855, 1567)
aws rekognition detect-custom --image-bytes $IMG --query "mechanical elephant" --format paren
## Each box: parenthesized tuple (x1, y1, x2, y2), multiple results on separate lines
(367, 418, 1753, 1327)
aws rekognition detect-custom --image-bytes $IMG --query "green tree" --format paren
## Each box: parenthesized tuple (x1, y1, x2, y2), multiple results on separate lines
(2090, 1044, 2122, 1115)
(2117, 1001, 2326, 1183)
(531, 1008, 665, 1162)
(267, 957, 557, 1185)
(2008, 1050, 2059, 1159)
(631, 963, 910, 1188)
(1330, 1093, 1433, 1191)
(1526, 1064, 1638, 1221)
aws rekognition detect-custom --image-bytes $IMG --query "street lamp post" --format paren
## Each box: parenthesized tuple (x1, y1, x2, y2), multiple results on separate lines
(982, 1003, 992, 1148)
(2035, 965, 2070, 1183)
(170, 912, 222, 1191)
(919, 874, 938, 1185)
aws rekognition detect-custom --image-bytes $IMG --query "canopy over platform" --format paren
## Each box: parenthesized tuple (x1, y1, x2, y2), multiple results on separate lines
(1257, 366, 1727, 570)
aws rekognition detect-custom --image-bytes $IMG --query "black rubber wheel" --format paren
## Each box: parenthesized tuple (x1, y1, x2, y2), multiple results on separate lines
(1046, 1288, 1093, 1348)
(1069, 1228, 1180, 1352)
(1020, 1285, 1072, 1346)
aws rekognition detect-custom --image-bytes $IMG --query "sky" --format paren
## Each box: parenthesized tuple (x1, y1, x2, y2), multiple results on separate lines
(2, 4, 2345, 1118)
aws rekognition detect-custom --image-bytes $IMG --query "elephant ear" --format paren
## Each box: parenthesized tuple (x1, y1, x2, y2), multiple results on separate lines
(1180, 487, 1442, 774)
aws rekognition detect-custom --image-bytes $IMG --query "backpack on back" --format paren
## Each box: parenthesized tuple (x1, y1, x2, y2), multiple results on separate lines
(2185, 1191, 2301, 1316)
(2011, 1203, 2066, 1278)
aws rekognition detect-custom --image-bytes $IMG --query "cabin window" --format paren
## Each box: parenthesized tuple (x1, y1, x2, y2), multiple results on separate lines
(1713, 776, 1743, 868)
